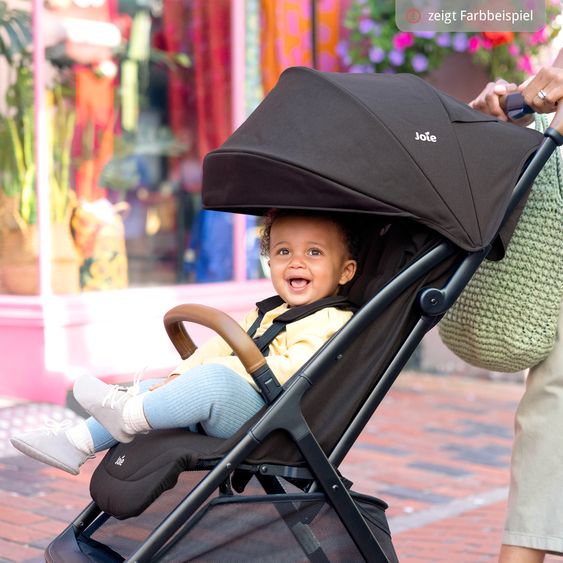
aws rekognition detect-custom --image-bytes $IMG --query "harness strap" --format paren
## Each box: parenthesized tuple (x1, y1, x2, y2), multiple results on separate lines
(245, 313, 265, 340)
(253, 322, 286, 356)
(248, 295, 358, 355)
(243, 295, 358, 403)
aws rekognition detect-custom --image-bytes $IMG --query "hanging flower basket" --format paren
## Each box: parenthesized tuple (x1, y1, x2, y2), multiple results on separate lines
(339, 0, 561, 83)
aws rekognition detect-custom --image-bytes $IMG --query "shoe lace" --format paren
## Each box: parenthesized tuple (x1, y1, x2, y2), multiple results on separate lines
(101, 367, 145, 409)
(44, 418, 74, 436)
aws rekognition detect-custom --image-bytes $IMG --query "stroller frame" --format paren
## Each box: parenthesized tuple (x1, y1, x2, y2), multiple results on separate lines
(50, 239, 457, 563)
(46, 96, 563, 562)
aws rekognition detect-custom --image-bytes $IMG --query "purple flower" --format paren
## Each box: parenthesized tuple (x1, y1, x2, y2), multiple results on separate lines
(358, 19, 382, 36)
(359, 19, 375, 34)
(335, 40, 348, 57)
(436, 33, 451, 47)
(368, 46, 385, 63)
(340, 52, 352, 66)
(411, 53, 429, 73)
(414, 31, 435, 39)
(388, 49, 405, 66)
(349, 64, 372, 73)
(452, 32, 468, 52)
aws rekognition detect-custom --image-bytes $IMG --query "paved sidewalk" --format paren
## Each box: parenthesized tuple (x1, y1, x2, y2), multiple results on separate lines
(0, 372, 558, 562)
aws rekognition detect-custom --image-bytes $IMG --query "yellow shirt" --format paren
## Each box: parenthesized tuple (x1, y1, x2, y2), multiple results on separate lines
(171, 303, 353, 389)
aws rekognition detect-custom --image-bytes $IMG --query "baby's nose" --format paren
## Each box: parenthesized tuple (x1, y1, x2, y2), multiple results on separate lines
(289, 255, 306, 267)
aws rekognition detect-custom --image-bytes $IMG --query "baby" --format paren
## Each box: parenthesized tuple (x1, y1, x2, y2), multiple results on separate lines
(11, 210, 358, 475)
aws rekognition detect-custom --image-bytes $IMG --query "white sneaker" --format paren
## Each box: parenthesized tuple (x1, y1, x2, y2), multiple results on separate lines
(10, 423, 94, 475)
(73, 375, 139, 443)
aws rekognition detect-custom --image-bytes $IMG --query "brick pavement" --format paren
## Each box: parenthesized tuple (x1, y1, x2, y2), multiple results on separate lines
(0, 372, 558, 562)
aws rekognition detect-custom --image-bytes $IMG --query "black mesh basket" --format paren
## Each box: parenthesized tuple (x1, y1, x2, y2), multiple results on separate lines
(81, 470, 397, 562)
(154, 491, 398, 562)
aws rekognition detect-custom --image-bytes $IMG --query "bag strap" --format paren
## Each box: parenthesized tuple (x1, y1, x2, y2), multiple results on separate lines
(536, 114, 563, 197)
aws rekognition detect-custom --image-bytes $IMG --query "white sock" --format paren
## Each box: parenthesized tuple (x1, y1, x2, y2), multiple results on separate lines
(122, 394, 151, 434)
(66, 421, 95, 455)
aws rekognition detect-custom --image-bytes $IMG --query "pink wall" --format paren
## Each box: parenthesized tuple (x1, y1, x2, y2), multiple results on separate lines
(0, 279, 273, 404)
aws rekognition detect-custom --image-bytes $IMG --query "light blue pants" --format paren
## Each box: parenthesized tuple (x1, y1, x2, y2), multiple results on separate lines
(85, 364, 266, 452)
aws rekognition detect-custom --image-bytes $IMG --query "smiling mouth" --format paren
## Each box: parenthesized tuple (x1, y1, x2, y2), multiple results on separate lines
(288, 278, 309, 289)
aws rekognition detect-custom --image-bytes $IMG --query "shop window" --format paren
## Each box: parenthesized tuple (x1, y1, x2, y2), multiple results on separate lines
(0, 0, 246, 294)
(0, 0, 346, 295)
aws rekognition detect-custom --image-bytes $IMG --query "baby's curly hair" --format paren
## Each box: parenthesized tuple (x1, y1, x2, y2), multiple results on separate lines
(259, 209, 361, 261)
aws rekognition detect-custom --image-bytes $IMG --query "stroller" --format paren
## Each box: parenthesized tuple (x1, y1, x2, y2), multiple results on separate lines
(45, 67, 562, 562)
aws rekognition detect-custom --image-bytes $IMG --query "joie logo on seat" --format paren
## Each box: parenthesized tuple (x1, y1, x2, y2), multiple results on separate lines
(115, 455, 125, 466)
(415, 131, 437, 142)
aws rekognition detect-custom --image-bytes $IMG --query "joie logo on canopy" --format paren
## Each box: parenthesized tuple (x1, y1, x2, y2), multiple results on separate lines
(415, 131, 437, 142)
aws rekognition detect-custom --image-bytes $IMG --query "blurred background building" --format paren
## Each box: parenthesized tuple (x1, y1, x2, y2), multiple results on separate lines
(0, 0, 560, 403)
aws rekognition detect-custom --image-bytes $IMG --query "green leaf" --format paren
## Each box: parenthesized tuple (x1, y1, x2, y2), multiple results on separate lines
(10, 13, 32, 46)
(0, 32, 12, 64)
(3, 18, 25, 57)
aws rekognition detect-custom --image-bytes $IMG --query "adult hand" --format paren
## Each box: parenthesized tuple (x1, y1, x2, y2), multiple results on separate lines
(469, 79, 519, 121)
(519, 66, 563, 115)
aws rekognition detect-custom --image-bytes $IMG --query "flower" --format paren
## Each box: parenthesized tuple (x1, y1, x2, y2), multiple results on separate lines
(436, 33, 451, 48)
(481, 32, 515, 47)
(358, 18, 376, 34)
(368, 46, 385, 63)
(340, 0, 561, 82)
(468, 36, 481, 54)
(508, 44, 520, 57)
(392, 32, 414, 50)
(529, 27, 548, 45)
(517, 55, 534, 74)
(452, 33, 468, 52)
(388, 49, 405, 66)
(414, 31, 435, 39)
(411, 53, 429, 73)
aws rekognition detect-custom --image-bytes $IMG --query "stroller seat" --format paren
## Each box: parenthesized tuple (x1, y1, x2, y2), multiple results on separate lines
(87, 219, 429, 519)
(45, 66, 551, 563)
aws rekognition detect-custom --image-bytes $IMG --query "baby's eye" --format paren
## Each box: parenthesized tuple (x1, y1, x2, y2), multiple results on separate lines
(276, 248, 290, 256)
(307, 248, 322, 256)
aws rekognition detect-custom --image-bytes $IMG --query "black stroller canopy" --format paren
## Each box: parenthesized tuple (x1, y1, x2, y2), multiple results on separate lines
(203, 66, 541, 252)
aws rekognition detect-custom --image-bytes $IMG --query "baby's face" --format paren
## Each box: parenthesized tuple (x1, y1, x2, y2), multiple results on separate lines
(268, 216, 357, 307)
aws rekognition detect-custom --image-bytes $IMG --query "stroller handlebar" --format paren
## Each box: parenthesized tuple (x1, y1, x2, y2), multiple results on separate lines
(503, 92, 534, 121)
(552, 107, 563, 139)
(503, 92, 563, 143)
(163, 304, 268, 375)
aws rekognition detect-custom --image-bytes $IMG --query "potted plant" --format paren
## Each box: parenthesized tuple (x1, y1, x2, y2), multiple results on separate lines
(0, 1, 80, 294)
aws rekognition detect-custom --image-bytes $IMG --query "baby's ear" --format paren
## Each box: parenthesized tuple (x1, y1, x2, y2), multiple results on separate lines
(339, 259, 357, 285)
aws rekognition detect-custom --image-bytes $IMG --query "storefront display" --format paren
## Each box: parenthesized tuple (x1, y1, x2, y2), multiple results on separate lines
(0, 0, 345, 403)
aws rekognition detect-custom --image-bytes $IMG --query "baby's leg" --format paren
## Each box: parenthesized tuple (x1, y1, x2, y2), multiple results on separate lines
(9, 378, 162, 475)
(80, 378, 162, 452)
(74, 367, 266, 442)
(140, 365, 266, 438)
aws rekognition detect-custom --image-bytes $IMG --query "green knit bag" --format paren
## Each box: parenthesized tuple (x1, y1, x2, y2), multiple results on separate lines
(439, 115, 563, 373)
